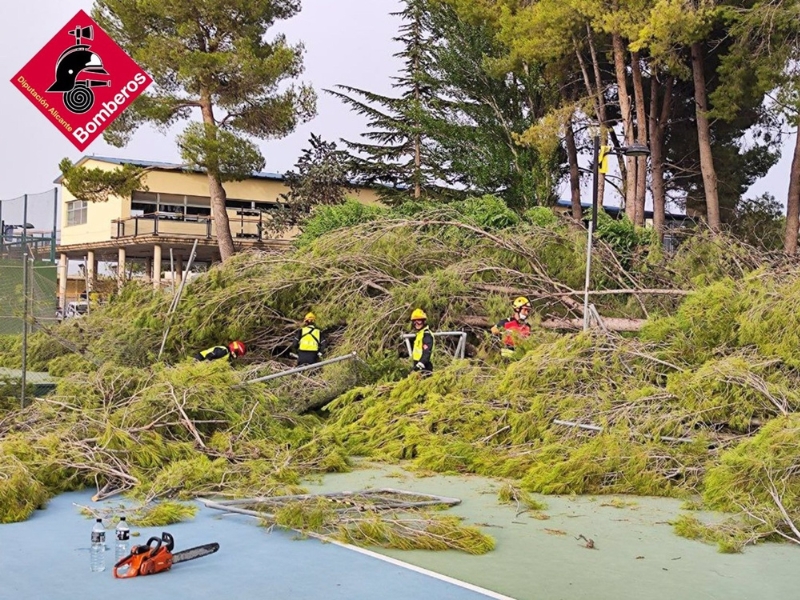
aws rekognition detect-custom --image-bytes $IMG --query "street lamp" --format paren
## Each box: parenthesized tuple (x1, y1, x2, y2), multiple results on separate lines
(583, 135, 650, 331)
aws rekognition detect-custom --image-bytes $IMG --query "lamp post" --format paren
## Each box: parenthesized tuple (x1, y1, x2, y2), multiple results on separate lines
(583, 136, 650, 331)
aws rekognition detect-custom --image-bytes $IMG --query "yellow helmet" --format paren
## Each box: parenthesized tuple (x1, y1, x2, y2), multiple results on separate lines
(513, 296, 531, 310)
(304, 312, 316, 323)
(410, 308, 427, 321)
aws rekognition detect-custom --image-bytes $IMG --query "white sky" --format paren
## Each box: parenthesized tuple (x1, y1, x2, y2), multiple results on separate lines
(0, 0, 794, 224)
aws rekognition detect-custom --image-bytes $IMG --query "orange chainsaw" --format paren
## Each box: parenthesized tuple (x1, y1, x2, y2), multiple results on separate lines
(113, 532, 219, 579)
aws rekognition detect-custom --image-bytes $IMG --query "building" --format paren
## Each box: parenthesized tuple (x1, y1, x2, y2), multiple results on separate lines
(54, 156, 382, 309)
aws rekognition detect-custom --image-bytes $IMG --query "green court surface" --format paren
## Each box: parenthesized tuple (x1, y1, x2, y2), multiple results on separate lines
(304, 462, 800, 600)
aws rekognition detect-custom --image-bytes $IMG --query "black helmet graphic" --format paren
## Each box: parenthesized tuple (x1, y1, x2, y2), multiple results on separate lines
(47, 48, 108, 92)
(46, 26, 110, 114)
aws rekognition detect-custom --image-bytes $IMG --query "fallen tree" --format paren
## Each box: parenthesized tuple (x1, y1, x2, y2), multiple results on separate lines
(1, 201, 798, 553)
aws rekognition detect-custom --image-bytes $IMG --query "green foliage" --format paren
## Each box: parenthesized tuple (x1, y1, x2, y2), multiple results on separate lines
(270, 496, 495, 554)
(523, 207, 559, 228)
(331, 0, 561, 208)
(131, 502, 198, 527)
(497, 483, 547, 511)
(640, 279, 744, 364)
(727, 194, 785, 252)
(456, 195, 520, 230)
(703, 415, 800, 514)
(595, 211, 650, 269)
(276, 134, 357, 233)
(337, 514, 495, 554)
(672, 514, 756, 554)
(58, 158, 149, 203)
(0, 360, 335, 522)
(295, 199, 388, 247)
(3, 205, 799, 554)
(0, 455, 48, 523)
(177, 123, 265, 182)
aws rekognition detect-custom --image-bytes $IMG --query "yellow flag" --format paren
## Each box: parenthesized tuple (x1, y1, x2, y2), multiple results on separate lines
(599, 145, 611, 174)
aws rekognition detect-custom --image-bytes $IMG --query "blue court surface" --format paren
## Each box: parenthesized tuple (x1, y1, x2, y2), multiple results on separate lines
(0, 490, 513, 600)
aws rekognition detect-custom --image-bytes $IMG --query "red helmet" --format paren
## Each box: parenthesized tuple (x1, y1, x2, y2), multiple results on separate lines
(228, 340, 246, 358)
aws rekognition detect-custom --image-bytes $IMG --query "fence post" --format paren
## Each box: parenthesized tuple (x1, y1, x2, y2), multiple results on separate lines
(21, 194, 27, 259)
(51, 187, 57, 263)
(157, 239, 198, 359)
(84, 254, 90, 316)
(20, 245, 29, 408)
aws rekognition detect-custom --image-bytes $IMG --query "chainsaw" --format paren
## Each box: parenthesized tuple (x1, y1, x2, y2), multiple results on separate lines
(113, 531, 219, 579)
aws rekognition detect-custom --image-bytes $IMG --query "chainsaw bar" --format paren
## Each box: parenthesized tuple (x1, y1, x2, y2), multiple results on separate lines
(172, 542, 220, 564)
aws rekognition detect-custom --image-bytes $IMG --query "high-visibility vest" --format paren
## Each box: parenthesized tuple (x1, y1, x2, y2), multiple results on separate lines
(298, 326, 321, 352)
(200, 346, 229, 360)
(412, 327, 433, 361)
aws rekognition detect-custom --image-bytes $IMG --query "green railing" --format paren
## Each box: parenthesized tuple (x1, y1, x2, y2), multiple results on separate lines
(0, 232, 58, 262)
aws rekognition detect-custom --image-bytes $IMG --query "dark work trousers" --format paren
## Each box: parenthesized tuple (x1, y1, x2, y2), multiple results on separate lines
(297, 350, 320, 367)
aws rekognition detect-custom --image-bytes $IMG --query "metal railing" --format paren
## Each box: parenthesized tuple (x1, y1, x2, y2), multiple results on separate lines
(111, 210, 269, 241)
(402, 331, 467, 360)
(0, 232, 57, 261)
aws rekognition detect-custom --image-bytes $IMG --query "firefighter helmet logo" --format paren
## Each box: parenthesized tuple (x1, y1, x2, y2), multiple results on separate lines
(46, 25, 110, 114)
(12, 9, 152, 150)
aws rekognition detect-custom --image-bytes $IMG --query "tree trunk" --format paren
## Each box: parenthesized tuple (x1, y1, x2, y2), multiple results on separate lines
(631, 51, 648, 227)
(612, 33, 636, 220)
(784, 127, 800, 253)
(691, 41, 721, 231)
(586, 26, 607, 208)
(199, 97, 236, 261)
(413, 23, 422, 200)
(565, 114, 582, 220)
(649, 76, 672, 243)
(458, 314, 646, 332)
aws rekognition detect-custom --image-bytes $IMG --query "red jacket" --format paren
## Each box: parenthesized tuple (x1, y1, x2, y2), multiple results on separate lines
(496, 317, 531, 348)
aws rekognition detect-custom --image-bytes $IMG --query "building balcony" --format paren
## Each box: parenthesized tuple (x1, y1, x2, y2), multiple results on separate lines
(111, 210, 271, 242)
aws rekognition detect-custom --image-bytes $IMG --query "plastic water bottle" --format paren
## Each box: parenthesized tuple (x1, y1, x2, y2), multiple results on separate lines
(90, 518, 106, 572)
(115, 516, 130, 563)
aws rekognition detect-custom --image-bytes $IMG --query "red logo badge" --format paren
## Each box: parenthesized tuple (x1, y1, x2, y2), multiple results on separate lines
(10, 9, 152, 151)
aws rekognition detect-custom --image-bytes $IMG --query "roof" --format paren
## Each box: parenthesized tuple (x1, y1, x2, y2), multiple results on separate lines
(53, 155, 286, 184)
(554, 199, 687, 220)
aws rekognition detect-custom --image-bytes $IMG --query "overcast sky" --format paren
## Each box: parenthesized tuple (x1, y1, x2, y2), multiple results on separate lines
(0, 0, 795, 225)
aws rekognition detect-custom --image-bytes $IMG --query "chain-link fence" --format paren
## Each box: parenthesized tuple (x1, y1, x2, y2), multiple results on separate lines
(0, 189, 60, 404)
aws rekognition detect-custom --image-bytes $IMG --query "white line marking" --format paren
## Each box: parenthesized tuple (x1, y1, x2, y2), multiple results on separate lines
(316, 534, 518, 600)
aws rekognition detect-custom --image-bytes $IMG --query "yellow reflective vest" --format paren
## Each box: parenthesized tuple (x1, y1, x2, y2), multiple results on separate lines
(412, 327, 433, 361)
(198, 346, 230, 361)
(298, 326, 321, 352)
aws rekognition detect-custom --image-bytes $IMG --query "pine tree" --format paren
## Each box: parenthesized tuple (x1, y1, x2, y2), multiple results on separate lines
(89, 0, 316, 261)
(327, 0, 449, 203)
(424, 3, 563, 210)
(330, 0, 563, 210)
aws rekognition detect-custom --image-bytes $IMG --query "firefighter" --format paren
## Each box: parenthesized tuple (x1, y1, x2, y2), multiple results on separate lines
(194, 341, 246, 362)
(292, 312, 325, 366)
(491, 296, 532, 357)
(409, 308, 434, 375)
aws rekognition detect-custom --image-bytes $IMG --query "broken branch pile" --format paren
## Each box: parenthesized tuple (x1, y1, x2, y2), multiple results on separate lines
(1, 204, 798, 552)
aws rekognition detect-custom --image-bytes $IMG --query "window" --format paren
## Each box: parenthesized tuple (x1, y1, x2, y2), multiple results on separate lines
(131, 191, 157, 217)
(66, 200, 87, 226)
(226, 199, 254, 210)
